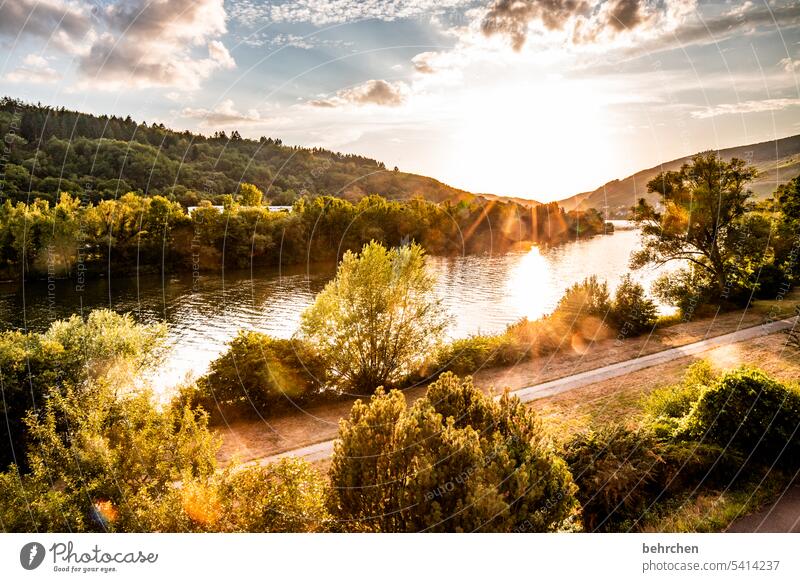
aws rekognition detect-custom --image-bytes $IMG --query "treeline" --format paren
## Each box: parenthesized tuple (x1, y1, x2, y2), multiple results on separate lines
(0, 190, 606, 280)
(2, 97, 477, 205)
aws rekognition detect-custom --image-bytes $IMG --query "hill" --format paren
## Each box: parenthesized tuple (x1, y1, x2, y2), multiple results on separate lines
(0, 97, 503, 207)
(559, 134, 800, 217)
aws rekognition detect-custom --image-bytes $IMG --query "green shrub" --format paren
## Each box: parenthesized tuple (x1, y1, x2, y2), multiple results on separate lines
(644, 361, 716, 437)
(553, 275, 612, 322)
(195, 331, 326, 416)
(564, 424, 664, 532)
(683, 367, 800, 469)
(433, 334, 528, 375)
(215, 459, 329, 532)
(328, 372, 577, 532)
(610, 274, 658, 336)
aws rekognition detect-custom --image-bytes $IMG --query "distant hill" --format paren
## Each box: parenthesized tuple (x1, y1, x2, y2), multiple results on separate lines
(558, 134, 800, 217)
(0, 97, 518, 207)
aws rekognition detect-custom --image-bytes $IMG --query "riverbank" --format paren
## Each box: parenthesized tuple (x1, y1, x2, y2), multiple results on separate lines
(216, 292, 800, 466)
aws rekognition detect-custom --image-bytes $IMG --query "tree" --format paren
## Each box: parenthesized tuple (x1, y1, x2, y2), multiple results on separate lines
(327, 373, 577, 532)
(300, 241, 449, 393)
(238, 182, 264, 206)
(609, 274, 658, 335)
(631, 152, 759, 307)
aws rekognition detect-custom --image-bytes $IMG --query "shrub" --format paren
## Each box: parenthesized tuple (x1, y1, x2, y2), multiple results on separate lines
(644, 361, 716, 437)
(682, 367, 800, 469)
(609, 274, 658, 336)
(328, 372, 577, 532)
(553, 275, 612, 321)
(0, 381, 218, 532)
(215, 459, 329, 532)
(432, 334, 528, 376)
(195, 331, 326, 416)
(0, 310, 166, 469)
(564, 424, 665, 532)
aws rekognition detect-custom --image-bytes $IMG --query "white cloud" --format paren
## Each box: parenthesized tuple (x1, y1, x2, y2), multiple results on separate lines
(309, 79, 409, 107)
(181, 99, 276, 127)
(5, 53, 62, 84)
(691, 98, 800, 119)
(230, 0, 477, 26)
(780, 57, 800, 73)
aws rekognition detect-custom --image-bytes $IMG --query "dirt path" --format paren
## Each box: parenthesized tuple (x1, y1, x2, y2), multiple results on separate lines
(727, 484, 800, 533)
(237, 316, 797, 468)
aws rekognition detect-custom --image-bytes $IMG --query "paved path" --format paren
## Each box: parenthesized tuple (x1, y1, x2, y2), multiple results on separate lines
(727, 485, 800, 533)
(252, 316, 797, 467)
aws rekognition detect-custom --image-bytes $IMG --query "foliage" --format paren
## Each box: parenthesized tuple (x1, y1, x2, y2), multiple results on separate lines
(0, 310, 166, 469)
(564, 424, 665, 532)
(0, 381, 218, 532)
(609, 274, 658, 336)
(214, 459, 329, 532)
(327, 372, 577, 532)
(301, 241, 449, 393)
(192, 331, 326, 417)
(682, 367, 800, 469)
(644, 361, 716, 438)
(632, 152, 761, 310)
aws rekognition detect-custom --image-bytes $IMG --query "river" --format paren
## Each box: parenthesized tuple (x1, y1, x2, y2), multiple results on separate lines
(0, 222, 675, 395)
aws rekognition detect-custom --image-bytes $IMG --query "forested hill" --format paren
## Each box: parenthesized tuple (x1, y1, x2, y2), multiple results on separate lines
(559, 134, 800, 217)
(0, 97, 497, 206)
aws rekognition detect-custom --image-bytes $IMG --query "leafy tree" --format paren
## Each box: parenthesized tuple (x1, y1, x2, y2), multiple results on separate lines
(0, 310, 166, 469)
(238, 183, 264, 206)
(631, 152, 759, 308)
(328, 372, 577, 532)
(609, 274, 658, 335)
(300, 241, 449, 393)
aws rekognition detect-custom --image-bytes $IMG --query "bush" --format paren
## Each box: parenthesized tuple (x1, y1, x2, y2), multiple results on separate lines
(609, 274, 658, 336)
(432, 334, 528, 376)
(0, 310, 166, 469)
(553, 275, 612, 321)
(215, 459, 329, 532)
(644, 361, 716, 437)
(564, 424, 665, 532)
(683, 367, 800, 469)
(328, 372, 577, 532)
(194, 331, 326, 416)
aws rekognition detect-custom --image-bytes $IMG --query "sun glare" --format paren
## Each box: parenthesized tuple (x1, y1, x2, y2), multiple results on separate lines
(442, 79, 619, 200)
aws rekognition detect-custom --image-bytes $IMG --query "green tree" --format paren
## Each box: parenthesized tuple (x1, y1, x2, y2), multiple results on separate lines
(328, 372, 577, 532)
(238, 183, 264, 206)
(610, 274, 658, 335)
(631, 152, 759, 307)
(300, 241, 449, 393)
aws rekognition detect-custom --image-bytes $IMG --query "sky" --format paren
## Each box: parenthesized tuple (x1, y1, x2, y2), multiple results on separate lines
(0, 0, 798, 201)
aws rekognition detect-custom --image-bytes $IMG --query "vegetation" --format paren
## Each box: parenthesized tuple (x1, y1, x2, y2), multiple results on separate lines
(0, 191, 606, 280)
(301, 241, 448, 393)
(632, 152, 763, 310)
(327, 373, 577, 532)
(0, 310, 166, 469)
(184, 331, 326, 417)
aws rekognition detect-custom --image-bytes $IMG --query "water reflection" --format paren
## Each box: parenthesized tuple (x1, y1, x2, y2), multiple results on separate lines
(0, 224, 673, 395)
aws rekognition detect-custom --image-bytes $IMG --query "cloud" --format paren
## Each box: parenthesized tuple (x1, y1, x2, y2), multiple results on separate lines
(479, 0, 704, 49)
(4, 53, 62, 83)
(691, 98, 800, 119)
(0, 0, 93, 51)
(230, 0, 477, 26)
(180, 99, 265, 126)
(779, 57, 800, 73)
(310, 79, 409, 107)
(75, 0, 233, 89)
